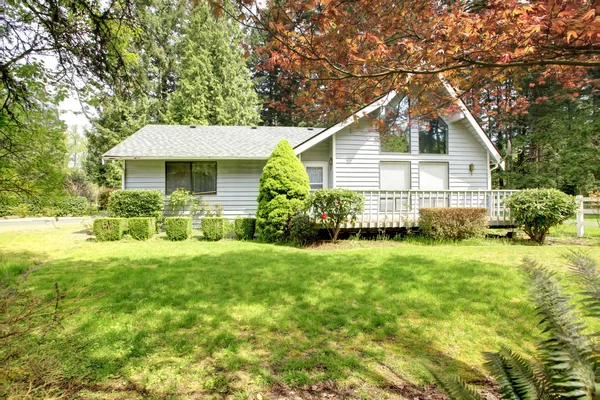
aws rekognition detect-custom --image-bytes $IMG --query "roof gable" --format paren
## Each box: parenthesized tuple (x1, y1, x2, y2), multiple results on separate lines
(294, 83, 504, 169)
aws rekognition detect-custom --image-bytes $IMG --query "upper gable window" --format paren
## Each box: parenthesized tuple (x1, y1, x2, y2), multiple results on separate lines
(378, 97, 411, 153)
(419, 118, 448, 154)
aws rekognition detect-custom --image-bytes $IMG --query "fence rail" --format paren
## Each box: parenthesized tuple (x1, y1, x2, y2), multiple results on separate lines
(576, 196, 599, 238)
(346, 190, 518, 229)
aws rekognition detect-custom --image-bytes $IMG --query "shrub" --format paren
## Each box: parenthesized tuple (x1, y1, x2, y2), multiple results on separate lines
(108, 190, 164, 220)
(234, 217, 256, 240)
(98, 188, 115, 210)
(289, 213, 319, 246)
(165, 217, 192, 241)
(93, 218, 127, 241)
(504, 189, 576, 244)
(201, 217, 230, 241)
(128, 217, 155, 240)
(419, 208, 488, 241)
(55, 196, 88, 217)
(8, 204, 31, 218)
(307, 189, 364, 241)
(256, 140, 310, 242)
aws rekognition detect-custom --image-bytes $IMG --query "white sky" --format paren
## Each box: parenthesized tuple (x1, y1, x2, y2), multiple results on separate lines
(59, 96, 91, 132)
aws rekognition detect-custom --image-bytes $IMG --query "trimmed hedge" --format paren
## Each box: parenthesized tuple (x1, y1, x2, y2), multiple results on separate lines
(202, 217, 230, 241)
(419, 208, 488, 240)
(93, 218, 127, 241)
(504, 189, 576, 244)
(108, 190, 164, 220)
(55, 196, 88, 217)
(165, 217, 192, 241)
(128, 217, 155, 240)
(234, 217, 256, 240)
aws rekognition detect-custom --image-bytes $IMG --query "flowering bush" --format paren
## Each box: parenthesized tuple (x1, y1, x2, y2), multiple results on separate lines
(307, 189, 364, 241)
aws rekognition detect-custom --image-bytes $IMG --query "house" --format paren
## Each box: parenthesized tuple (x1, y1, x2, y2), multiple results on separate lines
(103, 89, 513, 227)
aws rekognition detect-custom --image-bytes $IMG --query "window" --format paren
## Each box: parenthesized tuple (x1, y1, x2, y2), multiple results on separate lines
(378, 96, 410, 153)
(419, 162, 448, 190)
(419, 118, 448, 154)
(380, 162, 410, 190)
(165, 162, 217, 195)
(304, 162, 328, 190)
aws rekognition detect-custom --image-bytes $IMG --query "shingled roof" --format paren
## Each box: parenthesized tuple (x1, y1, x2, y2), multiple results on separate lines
(103, 125, 323, 160)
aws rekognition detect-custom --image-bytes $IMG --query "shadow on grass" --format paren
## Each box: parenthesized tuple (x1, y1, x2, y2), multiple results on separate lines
(15, 244, 536, 395)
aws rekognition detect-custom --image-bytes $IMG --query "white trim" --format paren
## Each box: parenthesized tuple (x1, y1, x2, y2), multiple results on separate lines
(331, 133, 337, 188)
(487, 152, 492, 190)
(103, 156, 268, 161)
(293, 91, 398, 154)
(303, 161, 329, 189)
(439, 76, 505, 169)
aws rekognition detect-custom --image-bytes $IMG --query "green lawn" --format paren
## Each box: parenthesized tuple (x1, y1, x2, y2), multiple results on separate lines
(1, 224, 599, 398)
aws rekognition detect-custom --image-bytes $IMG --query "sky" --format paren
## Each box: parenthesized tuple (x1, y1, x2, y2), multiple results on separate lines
(59, 96, 91, 132)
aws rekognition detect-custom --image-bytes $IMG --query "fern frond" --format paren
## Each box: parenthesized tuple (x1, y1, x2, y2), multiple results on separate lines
(565, 251, 600, 320)
(521, 258, 596, 399)
(485, 346, 551, 400)
(430, 369, 486, 400)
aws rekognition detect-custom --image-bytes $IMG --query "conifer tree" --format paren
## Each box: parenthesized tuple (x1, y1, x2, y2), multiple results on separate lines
(256, 140, 309, 242)
(167, 3, 260, 126)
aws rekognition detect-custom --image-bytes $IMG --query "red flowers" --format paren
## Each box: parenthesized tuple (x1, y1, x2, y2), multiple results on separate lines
(336, 201, 341, 205)
(321, 213, 328, 219)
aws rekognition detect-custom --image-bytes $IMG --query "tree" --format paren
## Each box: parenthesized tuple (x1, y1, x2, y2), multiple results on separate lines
(226, 0, 598, 119)
(167, 2, 260, 125)
(86, 0, 261, 186)
(435, 252, 600, 400)
(0, 68, 67, 204)
(256, 139, 309, 242)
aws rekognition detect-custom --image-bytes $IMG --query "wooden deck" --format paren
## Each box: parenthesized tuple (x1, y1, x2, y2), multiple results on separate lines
(343, 190, 518, 229)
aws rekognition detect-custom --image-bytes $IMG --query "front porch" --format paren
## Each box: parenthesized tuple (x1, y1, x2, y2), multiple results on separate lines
(344, 190, 518, 229)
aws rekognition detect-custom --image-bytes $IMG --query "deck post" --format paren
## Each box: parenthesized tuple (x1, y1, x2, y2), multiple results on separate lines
(576, 195, 584, 238)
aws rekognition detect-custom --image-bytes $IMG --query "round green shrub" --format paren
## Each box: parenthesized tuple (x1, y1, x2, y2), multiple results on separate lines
(504, 189, 576, 244)
(289, 213, 319, 246)
(307, 189, 364, 241)
(108, 190, 164, 220)
(165, 217, 192, 241)
(128, 217, 156, 240)
(234, 217, 256, 240)
(256, 140, 310, 242)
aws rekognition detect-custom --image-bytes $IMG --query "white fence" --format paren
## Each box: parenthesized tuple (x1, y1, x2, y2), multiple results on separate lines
(347, 190, 518, 229)
(576, 196, 599, 238)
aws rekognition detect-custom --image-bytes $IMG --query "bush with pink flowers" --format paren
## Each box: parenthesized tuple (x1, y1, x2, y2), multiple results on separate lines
(307, 189, 364, 241)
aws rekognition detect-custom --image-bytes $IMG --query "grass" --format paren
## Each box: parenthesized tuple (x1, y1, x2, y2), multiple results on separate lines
(1, 224, 599, 398)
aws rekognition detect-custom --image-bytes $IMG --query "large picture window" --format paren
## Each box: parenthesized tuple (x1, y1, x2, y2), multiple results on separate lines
(378, 96, 411, 153)
(419, 118, 448, 154)
(166, 161, 217, 195)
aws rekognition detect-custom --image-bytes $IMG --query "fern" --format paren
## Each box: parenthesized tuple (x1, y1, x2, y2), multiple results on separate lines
(435, 255, 599, 400)
(431, 370, 485, 400)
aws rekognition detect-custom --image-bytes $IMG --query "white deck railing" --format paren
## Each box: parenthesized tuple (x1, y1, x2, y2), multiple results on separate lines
(346, 190, 518, 229)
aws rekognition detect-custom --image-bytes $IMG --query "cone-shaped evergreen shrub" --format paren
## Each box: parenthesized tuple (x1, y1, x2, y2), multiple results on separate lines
(256, 140, 310, 242)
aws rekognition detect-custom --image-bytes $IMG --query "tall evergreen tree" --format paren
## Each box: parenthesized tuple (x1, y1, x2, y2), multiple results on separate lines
(86, 0, 260, 187)
(167, 3, 260, 125)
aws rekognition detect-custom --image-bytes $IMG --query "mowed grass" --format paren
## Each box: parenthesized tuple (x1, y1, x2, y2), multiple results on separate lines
(1, 224, 600, 398)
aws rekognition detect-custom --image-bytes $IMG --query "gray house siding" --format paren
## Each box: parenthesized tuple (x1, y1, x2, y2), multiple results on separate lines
(333, 116, 490, 191)
(124, 159, 265, 219)
(299, 137, 333, 188)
